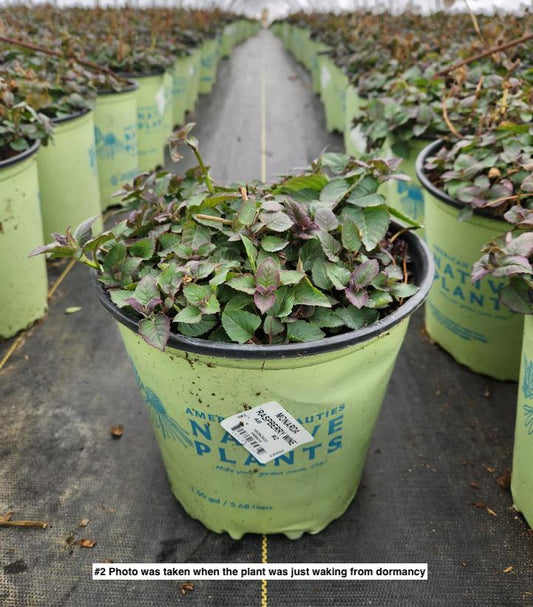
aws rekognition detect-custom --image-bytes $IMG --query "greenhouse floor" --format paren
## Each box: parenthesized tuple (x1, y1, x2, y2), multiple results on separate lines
(1, 29, 532, 607)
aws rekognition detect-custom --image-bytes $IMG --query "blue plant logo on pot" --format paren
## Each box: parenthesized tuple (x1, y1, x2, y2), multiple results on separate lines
(130, 361, 192, 447)
(522, 355, 533, 399)
(95, 126, 128, 160)
(397, 180, 424, 221)
(524, 405, 533, 436)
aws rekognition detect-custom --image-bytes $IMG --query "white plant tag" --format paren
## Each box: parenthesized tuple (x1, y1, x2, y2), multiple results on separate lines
(155, 86, 166, 115)
(321, 65, 331, 89)
(221, 402, 314, 464)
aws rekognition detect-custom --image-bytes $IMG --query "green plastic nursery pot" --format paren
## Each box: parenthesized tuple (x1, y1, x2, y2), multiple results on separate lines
(125, 71, 166, 172)
(344, 84, 364, 157)
(186, 49, 201, 113)
(221, 24, 234, 58)
(172, 56, 192, 127)
(319, 56, 346, 133)
(310, 41, 330, 95)
(512, 314, 533, 528)
(417, 140, 523, 381)
(95, 229, 433, 539)
(37, 109, 102, 243)
(94, 82, 139, 210)
(385, 138, 431, 232)
(0, 142, 48, 338)
(199, 38, 219, 95)
(163, 71, 174, 137)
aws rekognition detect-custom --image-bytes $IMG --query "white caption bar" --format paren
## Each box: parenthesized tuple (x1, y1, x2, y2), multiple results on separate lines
(93, 563, 428, 580)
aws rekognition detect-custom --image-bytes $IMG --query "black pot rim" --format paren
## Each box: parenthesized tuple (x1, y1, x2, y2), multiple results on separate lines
(97, 80, 139, 96)
(52, 107, 91, 126)
(415, 139, 508, 222)
(94, 227, 435, 360)
(0, 139, 40, 169)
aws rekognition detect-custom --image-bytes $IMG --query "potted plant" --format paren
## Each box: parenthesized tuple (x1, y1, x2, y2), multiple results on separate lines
(0, 75, 52, 338)
(471, 206, 533, 528)
(31, 126, 433, 539)
(416, 110, 532, 380)
(0, 51, 103, 242)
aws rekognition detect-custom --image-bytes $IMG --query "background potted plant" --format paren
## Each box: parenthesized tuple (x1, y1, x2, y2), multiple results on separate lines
(31, 125, 433, 539)
(0, 75, 52, 338)
(470, 205, 533, 529)
(416, 92, 532, 380)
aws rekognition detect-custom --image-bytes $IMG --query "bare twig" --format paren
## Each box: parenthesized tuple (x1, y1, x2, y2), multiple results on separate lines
(194, 214, 233, 225)
(0, 512, 47, 528)
(0, 34, 119, 78)
(442, 91, 463, 139)
(434, 32, 533, 78)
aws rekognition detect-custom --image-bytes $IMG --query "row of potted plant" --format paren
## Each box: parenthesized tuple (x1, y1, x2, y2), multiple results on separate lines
(0, 6, 259, 340)
(273, 10, 533, 529)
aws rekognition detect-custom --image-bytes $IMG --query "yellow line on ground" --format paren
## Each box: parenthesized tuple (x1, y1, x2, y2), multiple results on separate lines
(261, 533, 268, 607)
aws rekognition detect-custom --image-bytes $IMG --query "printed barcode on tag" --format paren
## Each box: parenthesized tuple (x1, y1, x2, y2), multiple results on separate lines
(232, 423, 266, 455)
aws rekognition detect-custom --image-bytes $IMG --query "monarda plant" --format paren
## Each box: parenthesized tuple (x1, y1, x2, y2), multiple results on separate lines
(31, 125, 422, 350)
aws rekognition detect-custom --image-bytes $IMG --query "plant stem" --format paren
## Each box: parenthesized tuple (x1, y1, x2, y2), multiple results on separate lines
(0, 34, 119, 78)
(434, 32, 533, 78)
(0, 512, 47, 528)
(195, 214, 233, 225)
(188, 144, 215, 194)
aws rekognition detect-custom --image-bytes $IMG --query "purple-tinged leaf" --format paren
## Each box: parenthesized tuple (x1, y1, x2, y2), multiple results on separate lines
(471, 259, 491, 283)
(319, 178, 351, 205)
(350, 259, 380, 288)
(254, 291, 277, 314)
(227, 274, 255, 294)
(317, 231, 341, 262)
(139, 313, 171, 351)
(345, 288, 369, 309)
(314, 207, 339, 232)
(505, 233, 533, 257)
(491, 255, 532, 278)
(260, 211, 294, 232)
(255, 257, 280, 291)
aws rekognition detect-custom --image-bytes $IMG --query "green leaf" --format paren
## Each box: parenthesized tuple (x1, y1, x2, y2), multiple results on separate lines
(134, 275, 160, 306)
(74, 217, 98, 248)
(103, 243, 126, 272)
(183, 283, 210, 305)
(280, 270, 305, 285)
(326, 263, 351, 289)
(390, 283, 420, 297)
(500, 278, 533, 314)
(350, 175, 379, 198)
(227, 274, 255, 294)
(225, 293, 254, 312)
(320, 152, 349, 173)
(347, 193, 386, 207)
(314, 206, 339, 231)
(221, 310, 261, 343)
(336, 307, 377, 330)
(277, 173, 328, 193)
(139, 313, 170, 351)
(388, 205, 422, 228)
(299, 239, 325, 270)
(268, 287, 295, 317)
(366, 290, 393, 308)
(261, 211, 293, 232)
(129, 238, 156, 259)
(175, 306, 203, 323)
(261, 236, 289, 252)
(286, 320, 325, 343)
(65, 306, 82, 314)
(312, 259, 333, 290)
(341, 218, 362, 252)
(110, 289, 134, 308)
(237, 200, 258, 226)
(177, 316, 217, 337)
(310, 308, 345, 329)
(317, 231, 341, 262)
(255, 257, 280, 291)
(200, 294, 221, 315)
(202, 193, 241, 207)
(294, 279, 331, 308)
(263, 316, 285, 337)
(240, 235, 257, 272)
(345, 205, 389, 250)
(319, 178, 351, 205)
